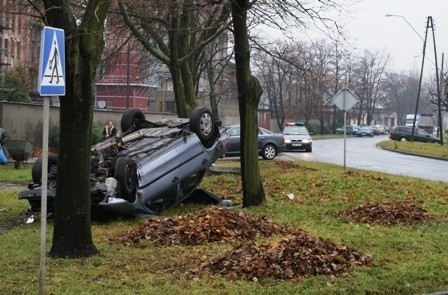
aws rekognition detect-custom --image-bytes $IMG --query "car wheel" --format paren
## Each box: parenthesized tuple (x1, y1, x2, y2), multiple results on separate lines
(400, 137, 407, 142)
(262, 144, 277, 160)
(189, 107, 217, 147)
(114, 156, 137, 202)
(32, 156, 58, 184)
(121, 109, 146, 133)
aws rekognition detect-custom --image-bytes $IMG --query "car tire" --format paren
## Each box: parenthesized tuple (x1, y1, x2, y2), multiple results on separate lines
(121, 109, 146, 133)
(32, 156, 58, 184)
(306, 147, 312, 152)
(400, 137, 407, 142)
(262, 144, 277, 160)
(114, 156, 137, 202)
(189, 107, 217, 147)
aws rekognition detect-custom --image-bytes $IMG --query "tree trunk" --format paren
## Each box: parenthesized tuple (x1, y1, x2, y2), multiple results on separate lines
(231, 0, 265, 207)
(42, 0, 112, 258)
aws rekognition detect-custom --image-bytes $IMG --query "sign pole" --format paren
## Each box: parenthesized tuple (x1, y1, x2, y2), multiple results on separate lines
(39, 96, 49, 295)
(331, 88, 359, 171)
(343, 91, 347, 170)
(37, 26, 65, 295)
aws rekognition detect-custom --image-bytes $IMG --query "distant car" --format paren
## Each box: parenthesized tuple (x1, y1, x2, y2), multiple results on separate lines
(336, 125, 359, 135)
(282, 122, 313, 152)
(223, 125, 285, 160)
(389, 126, 440, 143)
(357, 126, 374, 137)
(372, 125, 386, 135)
(19, 107, 229, 215)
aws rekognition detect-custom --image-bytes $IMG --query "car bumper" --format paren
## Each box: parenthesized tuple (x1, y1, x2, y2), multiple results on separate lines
(285, 142, 311, 151)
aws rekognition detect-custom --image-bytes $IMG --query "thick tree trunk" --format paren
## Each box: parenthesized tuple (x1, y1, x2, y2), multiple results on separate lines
(42, 0, 111, 258)
(231, 0, 265, 207)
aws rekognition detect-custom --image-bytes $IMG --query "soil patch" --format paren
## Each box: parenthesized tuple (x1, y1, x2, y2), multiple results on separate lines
(0, 210, 35, 234)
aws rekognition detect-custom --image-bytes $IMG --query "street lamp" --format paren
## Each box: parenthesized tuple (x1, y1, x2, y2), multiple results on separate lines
(385, 14, 424, 41)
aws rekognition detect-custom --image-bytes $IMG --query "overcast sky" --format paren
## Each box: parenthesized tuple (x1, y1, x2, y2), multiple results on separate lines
(346, 0, 448, 73)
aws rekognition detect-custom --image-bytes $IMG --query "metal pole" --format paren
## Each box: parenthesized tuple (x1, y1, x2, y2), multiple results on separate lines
(39, 96, 50, 295)
(429, 17, 444, 145)
(343, 91, 346, 170)
(385, 14, 425, 41)
(411, 17, 430, 141)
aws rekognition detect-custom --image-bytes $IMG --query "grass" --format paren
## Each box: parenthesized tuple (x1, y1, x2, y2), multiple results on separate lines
(378, 139, 448, 159)
(1, 157, 448, 294)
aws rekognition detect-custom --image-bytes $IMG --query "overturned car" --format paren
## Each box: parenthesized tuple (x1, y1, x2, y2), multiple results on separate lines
(19, 107, 229, 215)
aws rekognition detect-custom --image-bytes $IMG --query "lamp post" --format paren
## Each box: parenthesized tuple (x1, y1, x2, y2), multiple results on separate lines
(386, 14, 426, 141)
(385, 14, 424, 41)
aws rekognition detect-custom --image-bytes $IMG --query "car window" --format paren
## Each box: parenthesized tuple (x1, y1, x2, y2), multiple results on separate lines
(228, 127, 240, 136)
(259, 128, 273, 135)
(418, 129, 429, 136)
(283, 126, 309, 135)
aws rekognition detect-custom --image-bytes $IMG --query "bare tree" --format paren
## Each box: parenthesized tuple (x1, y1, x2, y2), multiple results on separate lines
(117, 0, 231, 117)
(231, 0, 265, 207)
(25, 0, 113, 258)
(351, 50, 389, 125)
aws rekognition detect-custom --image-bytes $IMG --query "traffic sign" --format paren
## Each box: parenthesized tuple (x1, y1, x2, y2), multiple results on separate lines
(332, 88, 358, 111)
(38, 26, 65, 96)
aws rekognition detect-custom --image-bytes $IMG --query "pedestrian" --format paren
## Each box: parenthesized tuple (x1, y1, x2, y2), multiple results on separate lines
(103, 121, 117, 139)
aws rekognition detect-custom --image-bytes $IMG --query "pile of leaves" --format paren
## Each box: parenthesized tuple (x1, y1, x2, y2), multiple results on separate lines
(336, 201, 436, 226)
(113, 206, 297, 246)
(189, 235, 372, 280)
(112, 206, 371, 280)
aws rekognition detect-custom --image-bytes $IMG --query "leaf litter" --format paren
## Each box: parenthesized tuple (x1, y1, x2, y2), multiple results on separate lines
(112, 206, 372, 280)
(335, 201, 437, 226)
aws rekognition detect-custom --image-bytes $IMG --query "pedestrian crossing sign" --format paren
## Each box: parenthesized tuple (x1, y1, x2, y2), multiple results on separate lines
(38, 26, 65, 96)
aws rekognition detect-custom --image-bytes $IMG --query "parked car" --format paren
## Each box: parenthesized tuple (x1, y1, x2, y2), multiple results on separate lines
(389, 126, 440, 143)
(357, 126, 374, 137)
(372, 125, 386, 135)
(19, 107, 230, 215)
(282, 122, 313, 152)
(223, 125, 285, 160)
(336, 125, 359, 135)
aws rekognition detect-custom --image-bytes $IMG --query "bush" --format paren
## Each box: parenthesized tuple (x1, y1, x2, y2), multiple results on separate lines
(48, 124, 104, 152)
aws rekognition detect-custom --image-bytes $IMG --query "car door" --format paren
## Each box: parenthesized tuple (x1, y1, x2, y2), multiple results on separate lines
(137, 138, 181, 211)
(257, 128, 268, 152)
(226, 126, 241, 155)
(175, 134, 210, 202)
(417, 129, 430, 142)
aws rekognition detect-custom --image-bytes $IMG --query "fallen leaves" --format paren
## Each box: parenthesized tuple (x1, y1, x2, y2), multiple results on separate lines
(335, 201, 436, 226)
(112, 206, 297, 246)
(189, 235, 372, 280)
(111, 206, 372, 281)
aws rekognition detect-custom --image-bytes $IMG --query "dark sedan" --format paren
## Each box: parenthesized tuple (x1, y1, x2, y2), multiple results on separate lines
(223, 125, 285, 160)
(389, 126, 440, 143)
(357, 126, 374, 137)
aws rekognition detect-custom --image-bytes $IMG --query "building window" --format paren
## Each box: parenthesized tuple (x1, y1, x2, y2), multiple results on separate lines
(165, 101, 176, 113)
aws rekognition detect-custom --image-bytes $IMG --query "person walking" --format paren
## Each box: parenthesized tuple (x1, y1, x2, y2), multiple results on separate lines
(102, 121, 117, 139)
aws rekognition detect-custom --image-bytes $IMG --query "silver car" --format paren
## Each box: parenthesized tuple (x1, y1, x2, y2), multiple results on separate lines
(19, 107, 229, 215)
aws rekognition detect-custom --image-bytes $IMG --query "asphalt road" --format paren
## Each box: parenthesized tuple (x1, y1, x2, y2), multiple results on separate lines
(278, 135, 448, 183)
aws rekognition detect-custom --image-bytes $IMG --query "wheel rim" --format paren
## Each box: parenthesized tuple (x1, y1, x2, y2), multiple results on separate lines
(199, 112, 213, 137)
(125, 164, 137, 190)
(264, 145, 276, 159)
